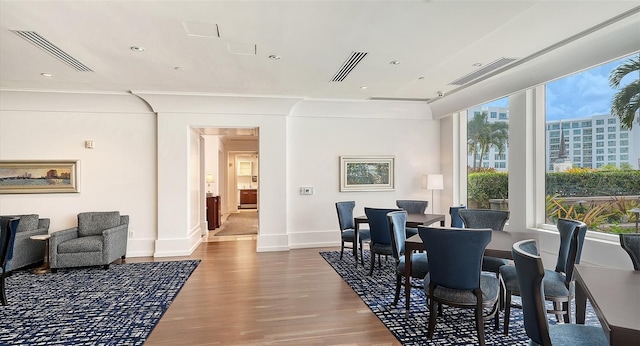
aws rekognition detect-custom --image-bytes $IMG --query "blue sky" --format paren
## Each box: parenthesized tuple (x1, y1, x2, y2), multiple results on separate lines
(484, 52, 638, 121)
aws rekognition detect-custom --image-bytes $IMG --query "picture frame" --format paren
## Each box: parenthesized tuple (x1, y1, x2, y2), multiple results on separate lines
(339, 156, 395, 192)
(0, 160, 80, 194)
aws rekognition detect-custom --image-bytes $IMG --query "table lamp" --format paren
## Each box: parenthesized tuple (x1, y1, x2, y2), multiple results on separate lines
(206, 174, 215, 197)
(426, 174, 444, 213)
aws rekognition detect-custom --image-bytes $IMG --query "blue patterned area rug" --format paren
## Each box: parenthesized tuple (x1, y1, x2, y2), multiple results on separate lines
(320, 251, 600, 346)
(0, 260, 200, 345)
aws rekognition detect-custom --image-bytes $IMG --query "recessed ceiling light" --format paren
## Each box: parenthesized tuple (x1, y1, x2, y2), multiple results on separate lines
(268, 54, 281, 60)
(390, 60, 400, 65)
(472, 62, 483, 67)
(130, 46, 145, 52)
(360, 86, 368, 90)
(40, 73, 54, 77)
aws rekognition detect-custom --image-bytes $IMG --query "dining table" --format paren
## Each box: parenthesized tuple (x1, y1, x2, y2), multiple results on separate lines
(574, 264, 640, 345)
(403, 229, 540, 316)
(352, 213, 446, 267)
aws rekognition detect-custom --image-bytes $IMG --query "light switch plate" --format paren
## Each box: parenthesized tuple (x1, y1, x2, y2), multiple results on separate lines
(300, 186, 314, 195)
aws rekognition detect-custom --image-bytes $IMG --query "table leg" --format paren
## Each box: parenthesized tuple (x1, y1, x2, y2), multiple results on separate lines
(575, 279, 587, 324)
(353, 219, 359, 268)
(405, 247, 412, 317)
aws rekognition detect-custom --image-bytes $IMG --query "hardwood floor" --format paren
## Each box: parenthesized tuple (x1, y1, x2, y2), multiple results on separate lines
(134, 239, 399, 345)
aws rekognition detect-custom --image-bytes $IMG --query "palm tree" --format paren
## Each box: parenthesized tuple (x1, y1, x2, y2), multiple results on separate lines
(609, 54, 639, 129)
(467, 112, 509, 169)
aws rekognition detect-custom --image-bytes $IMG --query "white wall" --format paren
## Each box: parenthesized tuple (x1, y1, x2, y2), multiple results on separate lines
(0, 90, 157, 257)
(287, 101, 438, 248)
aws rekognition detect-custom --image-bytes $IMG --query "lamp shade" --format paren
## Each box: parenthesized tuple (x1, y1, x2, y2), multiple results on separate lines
(426, 174, 444, 190)
(206, 174, 215, 184)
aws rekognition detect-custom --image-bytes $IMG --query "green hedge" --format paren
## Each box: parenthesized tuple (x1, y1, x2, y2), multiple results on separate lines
(546, 170, 640, 197)
(467, 172, 508, 208)
(468, 171, 640, 207)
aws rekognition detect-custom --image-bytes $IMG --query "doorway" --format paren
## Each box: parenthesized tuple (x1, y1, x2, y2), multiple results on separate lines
(199, 127, 259, 242)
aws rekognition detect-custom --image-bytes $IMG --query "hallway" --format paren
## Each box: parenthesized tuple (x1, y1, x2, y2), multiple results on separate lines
(207, 209, 258, 242)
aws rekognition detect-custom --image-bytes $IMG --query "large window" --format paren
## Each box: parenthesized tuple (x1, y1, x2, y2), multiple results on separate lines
(544, 53, 640, 234)
(466, 98, 509, 209)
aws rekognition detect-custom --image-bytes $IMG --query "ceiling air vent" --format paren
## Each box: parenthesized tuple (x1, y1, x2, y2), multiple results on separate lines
(11, 30, 93, 72)
(368, 97, 431, 102)
(448, 57, 517, 86)
(331, 51, 368, 82)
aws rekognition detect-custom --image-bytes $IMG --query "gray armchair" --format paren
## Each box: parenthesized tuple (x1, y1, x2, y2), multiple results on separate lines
(0, 214, 49, 271)
(49, 211, 129, 270)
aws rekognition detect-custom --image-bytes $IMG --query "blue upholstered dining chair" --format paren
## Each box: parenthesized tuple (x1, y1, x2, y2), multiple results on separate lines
(418, 226, 499, 346)
(458, 209, 511, 279)
(0, 217, 20, 305)
(395, 200, 428, 237)
(364, 207, 401, 276)
(512, 239, 607, 346)
(500, 218, 587, 335)
(449, 205, 466, 227)
(335, 201, 370, 266)
(619, 233, 640, 270)
(387, 211, 429, 312)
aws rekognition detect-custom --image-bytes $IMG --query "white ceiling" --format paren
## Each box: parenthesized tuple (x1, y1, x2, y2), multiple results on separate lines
(0, 1, 638, 103)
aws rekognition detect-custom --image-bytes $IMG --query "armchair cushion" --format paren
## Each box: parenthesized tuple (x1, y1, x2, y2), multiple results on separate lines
(78, 211, 121, 237)
(57, 236, 103, 254)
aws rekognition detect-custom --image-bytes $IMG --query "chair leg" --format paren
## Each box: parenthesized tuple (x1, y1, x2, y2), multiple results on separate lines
(497, 272, 505, 311)
(503, 290, 512, 335)
(1, 275, 7, 306)
(340, 241, 344, 260)
(103, 264, 110, 270)
(494, 302, 500, 332)
(476, 306, 486, 346)
(353, 238, 358, 268)
(427, 298, 438, 339)
(368, 251, 376, 276)
(393, 275, 402, 305)
(359, 240, 365, 266)
(563, 301, 571, 323)
(554, 301, 564, 322)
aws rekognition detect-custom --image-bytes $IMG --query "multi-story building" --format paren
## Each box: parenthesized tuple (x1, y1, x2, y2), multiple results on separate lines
(546, 114, 640, 170)
(468, 107, 640, 171)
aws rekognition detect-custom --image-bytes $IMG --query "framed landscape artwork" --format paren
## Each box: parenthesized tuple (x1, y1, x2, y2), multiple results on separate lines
(0, 160, 79, 194)
(339, 156, 395, 192)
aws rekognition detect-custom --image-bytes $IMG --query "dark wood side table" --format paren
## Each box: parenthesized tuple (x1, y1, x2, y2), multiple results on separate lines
(207, 195, 221, 230)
